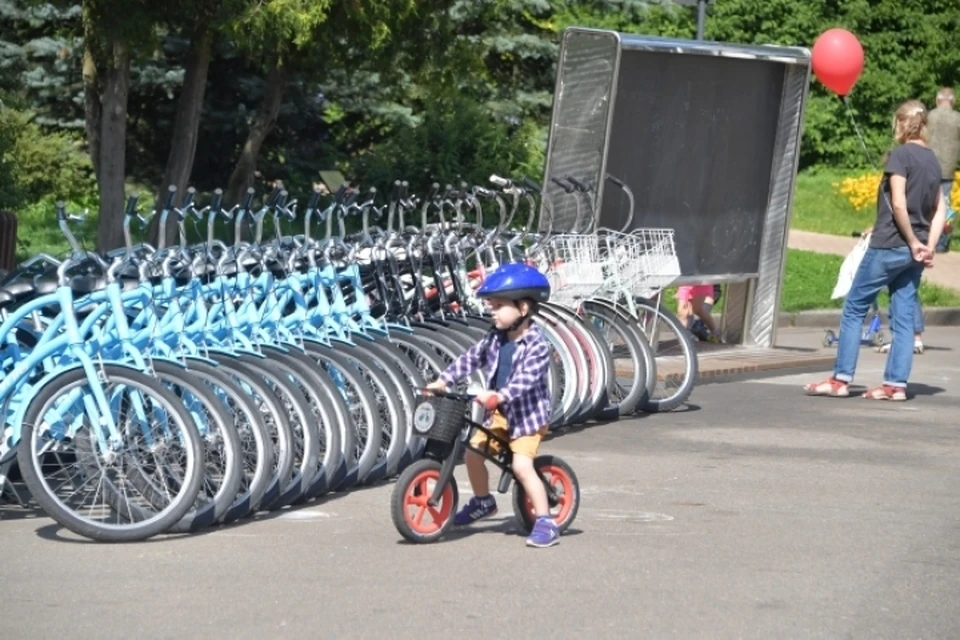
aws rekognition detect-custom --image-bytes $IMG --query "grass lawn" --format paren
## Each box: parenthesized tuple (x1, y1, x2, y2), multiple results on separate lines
(780, 248, 960, 312)
(790, 169, 877, 236)
(792, 168, 960, 248)
(658, 248, 960, 316)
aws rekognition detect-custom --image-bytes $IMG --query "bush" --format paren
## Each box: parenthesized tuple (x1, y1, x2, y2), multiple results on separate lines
(345, 89, 545, 206)
(0, 106, 96, 212)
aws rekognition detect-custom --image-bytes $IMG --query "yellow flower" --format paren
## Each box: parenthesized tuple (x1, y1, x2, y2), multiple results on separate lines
(837, 170, 960, 213)
(953, 170, 959, 209)
(835, 172, 882, 212)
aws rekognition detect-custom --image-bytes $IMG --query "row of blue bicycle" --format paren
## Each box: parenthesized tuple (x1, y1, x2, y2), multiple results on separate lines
(0, 176, 697, 542)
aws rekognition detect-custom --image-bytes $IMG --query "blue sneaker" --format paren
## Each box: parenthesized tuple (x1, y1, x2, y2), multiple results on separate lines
(454, 496, 498, 526)
(526, 516, 560, 548)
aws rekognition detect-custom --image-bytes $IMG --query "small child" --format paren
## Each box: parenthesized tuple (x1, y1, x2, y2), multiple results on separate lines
(676, 284, 721, 342)
(426, 262, 557, 548)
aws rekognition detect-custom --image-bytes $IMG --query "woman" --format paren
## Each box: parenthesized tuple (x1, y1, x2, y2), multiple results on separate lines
(805, 100, 947, 401)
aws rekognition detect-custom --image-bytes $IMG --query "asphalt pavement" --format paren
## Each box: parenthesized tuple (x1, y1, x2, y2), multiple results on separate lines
(2, 327, 959, 639)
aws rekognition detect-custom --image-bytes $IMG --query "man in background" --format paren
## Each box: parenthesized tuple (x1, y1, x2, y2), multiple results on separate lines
(928, 87, 960, 253)
(928, 87, 960, 208)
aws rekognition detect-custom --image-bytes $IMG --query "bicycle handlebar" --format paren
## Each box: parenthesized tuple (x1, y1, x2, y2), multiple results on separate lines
(422, 388, 499, 410)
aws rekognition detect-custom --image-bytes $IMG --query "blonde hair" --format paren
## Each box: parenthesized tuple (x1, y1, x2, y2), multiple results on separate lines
(892, 99, 927, 144)
(936, 87, 955, 103)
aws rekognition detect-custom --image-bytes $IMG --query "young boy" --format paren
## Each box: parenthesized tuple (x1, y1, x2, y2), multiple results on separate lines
(425, 262, 558, 548)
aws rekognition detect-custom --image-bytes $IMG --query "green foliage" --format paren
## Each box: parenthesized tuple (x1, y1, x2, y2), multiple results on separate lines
(346, 86, 544, 195)
(0, 105, 96, 211)
(0, 1, 85, 131)
(5, 0, 960, 229)
(225, 0, 333, 61)
(14, 193, 98, 260)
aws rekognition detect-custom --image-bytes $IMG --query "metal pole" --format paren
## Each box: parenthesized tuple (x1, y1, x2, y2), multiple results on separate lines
(696, 0, 707, 40)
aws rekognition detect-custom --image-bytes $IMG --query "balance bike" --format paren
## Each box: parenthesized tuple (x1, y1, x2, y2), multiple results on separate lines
(822, 302, 885, 348)
(391, 390, 580, 544)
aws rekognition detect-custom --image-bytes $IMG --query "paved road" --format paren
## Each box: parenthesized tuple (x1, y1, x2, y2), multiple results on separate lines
(3, 335, 959, 639)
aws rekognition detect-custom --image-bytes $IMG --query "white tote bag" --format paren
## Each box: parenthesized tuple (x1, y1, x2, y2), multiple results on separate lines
(831, 233, 870, 300)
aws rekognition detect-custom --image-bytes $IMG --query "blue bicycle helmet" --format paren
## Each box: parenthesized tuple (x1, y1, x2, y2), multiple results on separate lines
(476, 263, 550, 303)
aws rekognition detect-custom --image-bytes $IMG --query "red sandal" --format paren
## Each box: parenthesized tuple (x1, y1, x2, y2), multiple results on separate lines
(803, 377, 850, 397)
(862, 385, 907, 401)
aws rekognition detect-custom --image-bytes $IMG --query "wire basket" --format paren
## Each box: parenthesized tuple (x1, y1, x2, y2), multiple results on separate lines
(539, 233, 609, 306)
(603, 228, 681, 298)
(412, 394, 469, 443)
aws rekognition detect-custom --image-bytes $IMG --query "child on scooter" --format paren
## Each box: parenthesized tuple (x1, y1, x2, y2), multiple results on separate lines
(425, 263, 558, 548)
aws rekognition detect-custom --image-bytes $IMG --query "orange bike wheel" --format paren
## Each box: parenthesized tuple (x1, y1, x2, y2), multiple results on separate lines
(513, 455, 580, 535)
(391, 459, 459, 543)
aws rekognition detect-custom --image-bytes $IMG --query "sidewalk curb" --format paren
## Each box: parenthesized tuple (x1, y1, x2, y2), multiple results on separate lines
(778, 307, 960, 329)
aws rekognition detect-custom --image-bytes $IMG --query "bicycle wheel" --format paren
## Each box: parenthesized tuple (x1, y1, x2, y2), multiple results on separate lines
(302, 341, 382, 487)
(325, 339, 406, 484)
(236, 352, 319, 509)
(541, 303, 610, 423)
(208, 354, 295, 514)
(534, 311, 589, 425)
(260, 345, 345, 502)
(632, 297, 698, 412)
(184, 357, 274, 523)
(17, 363, 204, 542)
(512, 455, 580, 535)
(149, 359, 243, 533)
(391, 458, 459, 544)
(531, 316, 580, 427)
(580, 300, 654, 415)
(353, 334, 424, 470)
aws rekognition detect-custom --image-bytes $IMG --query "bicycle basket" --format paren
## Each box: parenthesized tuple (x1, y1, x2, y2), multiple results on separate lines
(412, 394, 470, 443)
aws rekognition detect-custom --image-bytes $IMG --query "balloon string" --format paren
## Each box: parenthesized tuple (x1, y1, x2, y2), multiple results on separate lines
(840, 95, 894, 216)
(840, 96, 880, 169)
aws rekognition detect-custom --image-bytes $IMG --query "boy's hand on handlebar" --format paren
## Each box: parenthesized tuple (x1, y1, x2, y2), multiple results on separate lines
(475, 390, 502, 411)
(425, 380, 447, 395)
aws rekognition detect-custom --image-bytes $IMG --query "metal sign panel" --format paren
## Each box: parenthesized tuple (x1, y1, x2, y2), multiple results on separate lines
(541, 28, 811, 347)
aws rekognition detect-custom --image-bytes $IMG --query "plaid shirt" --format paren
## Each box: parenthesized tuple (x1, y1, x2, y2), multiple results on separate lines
(439, 325, 552, 438)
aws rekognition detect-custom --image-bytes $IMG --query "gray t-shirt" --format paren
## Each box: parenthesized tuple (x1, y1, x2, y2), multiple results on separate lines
(870, 142, 942, 249)
(928, 106, 960, 179)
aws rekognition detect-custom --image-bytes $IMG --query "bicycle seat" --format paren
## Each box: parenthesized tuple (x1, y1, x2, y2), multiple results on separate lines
(0, 288, 14, 310)
(33, 277, 58, 296)
(69, 275, 105, 295)
(1, 280, 37, 304)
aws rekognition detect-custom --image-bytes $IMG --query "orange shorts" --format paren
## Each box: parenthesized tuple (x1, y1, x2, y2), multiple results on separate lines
(469, 410, 548, 458)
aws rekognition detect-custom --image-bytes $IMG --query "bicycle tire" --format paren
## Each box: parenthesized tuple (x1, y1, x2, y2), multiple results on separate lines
(260, 345, 344, 501)
(632, 297, 698, 412)
(580, 301, 654, 415)
(207, 354, 295, 513)
(302, 340, 382, 487)
(325, 339, 406, 483)
(17, 363, 204, 542)
(149, 359, 243, 532)
(236, 352, 319, 509)
(184, 357, 274, 523)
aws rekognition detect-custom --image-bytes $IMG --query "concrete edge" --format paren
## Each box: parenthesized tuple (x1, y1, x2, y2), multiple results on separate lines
(615, 354, 836, 382)
(693, 355, 836, 381)
(777, 307, 960, 328)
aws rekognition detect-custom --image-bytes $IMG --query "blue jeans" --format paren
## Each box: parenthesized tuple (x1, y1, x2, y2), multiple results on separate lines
(912, 295, 925, 334)
(834, 246, 924, 387)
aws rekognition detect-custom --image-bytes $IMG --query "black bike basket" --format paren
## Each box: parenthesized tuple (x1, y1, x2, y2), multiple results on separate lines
(412, 394, 469, 443)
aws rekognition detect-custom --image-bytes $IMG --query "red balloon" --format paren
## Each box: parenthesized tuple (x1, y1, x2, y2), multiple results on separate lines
(811, 28, 864, 97)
